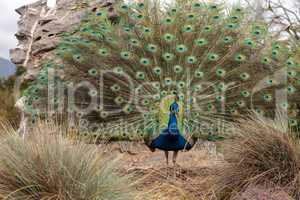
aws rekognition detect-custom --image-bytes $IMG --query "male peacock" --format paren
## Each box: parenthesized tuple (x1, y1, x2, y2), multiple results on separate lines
(23, 0, 300, 164)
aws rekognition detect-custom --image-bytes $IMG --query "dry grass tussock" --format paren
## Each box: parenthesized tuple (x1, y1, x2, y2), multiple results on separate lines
(215, 114, 300, 199)
(0, 121, 136, 200)
(0, 77, 19, 126)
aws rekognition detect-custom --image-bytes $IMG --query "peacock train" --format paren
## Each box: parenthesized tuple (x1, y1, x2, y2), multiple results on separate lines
(22, 0, 300, 144)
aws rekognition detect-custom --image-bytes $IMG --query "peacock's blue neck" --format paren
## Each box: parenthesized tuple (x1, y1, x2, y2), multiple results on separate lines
(168, 101, 179, 131)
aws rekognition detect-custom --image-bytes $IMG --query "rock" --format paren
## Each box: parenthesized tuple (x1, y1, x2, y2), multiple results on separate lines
(10, 0, 117, 133)
(10, 0, 117, 80)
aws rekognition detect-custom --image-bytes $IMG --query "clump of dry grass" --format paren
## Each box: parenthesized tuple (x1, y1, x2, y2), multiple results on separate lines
(0, 122, 136, 200)
(0, 77, 20, 126)
(215, 114, 300, 199)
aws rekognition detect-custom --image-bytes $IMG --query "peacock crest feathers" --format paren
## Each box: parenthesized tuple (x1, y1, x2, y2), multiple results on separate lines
(23, 0, 300, 139)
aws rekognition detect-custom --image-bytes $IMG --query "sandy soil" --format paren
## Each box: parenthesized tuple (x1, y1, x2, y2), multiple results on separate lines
(100, 141, 226, 199)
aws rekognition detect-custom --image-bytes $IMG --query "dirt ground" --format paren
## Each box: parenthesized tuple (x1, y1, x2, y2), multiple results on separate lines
(101, 141, 226, 199)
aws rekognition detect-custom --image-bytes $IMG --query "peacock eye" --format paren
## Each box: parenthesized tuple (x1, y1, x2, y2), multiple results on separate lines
(33, 96, 40, 101)
(173, 65, 183, 73)
(73, 54, 83, 62)
(187, 56, 197, 64)
(99, 48, 109, 56)
(163, 53, 174, 61)
(231, 16, 239, 20)
(223, 36, 233, 43)
(163, 17, 173, 25)
(240, 73, 250, 81)
(193, 3, 201, 8)
(171, 8, 177, 13)
(289, 119, 298, 127)
(266, 79, 274, 86)
(235, 8, 242, 12)
(164, 78, 172, 85)
(255, 108, 264, 115)
(123, 105, 133, 114)
(147, 44, 157, 53)
(120, 4, 129, 12)
(253, 30, 262, 36)
(235, 54, 246, 62)
(136, 14, 144, 20)
(88, 68, 98, 76)
(111, 84, 121, 92)
(208, 53, 219, 61)
(142, 99, 150, 105)
(136, 71, 145, 80)
(210, 5, 218, 10)
(273, 44, 281, 50)
(163, 33, 175, 42)
(113, 67, 124, 75)
(138, 3, 145, 8)
(216, 68, 226, 77)
(88, 89, 97, 97)
(140, 58, 150, 66)
(287, 70, 297, 77)
(263, 94, 273, 102)
(261, 57, 271, 64)
(280, 102, 289, 110)
(100, 111, 108, 118)
(213, 15, 220, 20)
(187, 13, 196, 20)
(183, 25, 194, 33)
(287, 86, 296, 94)
(195, 38, 208, 46)
(241, 90, 250, 97)
(226, 23, 238, 30)
(203, 26, 212, 32)
(194, 69, 204, 78)
(130, 38, 140, 46)
(152, 82, 160, 89)
(115, 96, 124, 105)
(193, 84, 202, 92)
(177, 81, 186, 89)
(286, 59, 295, 67)
(216, 95, 225, 102)
(237, 100, 245, 107)
(244, 38, 255, 48)
(143, 27, 152, 34)
(272, 50, 279, 57)
(153, 67, 162, 75)
(120, 51, 131, 59)
(161, 91, 167, 96)
(207, 103, 214, 111)
(176, 44, 188, 53)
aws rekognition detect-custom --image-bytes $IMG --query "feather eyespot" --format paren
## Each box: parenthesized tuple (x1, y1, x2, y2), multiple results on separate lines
(187, 56, 197, 64)
(140, 58, 151, 66)
(176, 45, 188, 53)
(195, 38, 208, 46)
(208, 53, 219, 61)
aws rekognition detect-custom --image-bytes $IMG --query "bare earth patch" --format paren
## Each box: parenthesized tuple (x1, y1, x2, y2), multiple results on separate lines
(99, 141, 225, 200)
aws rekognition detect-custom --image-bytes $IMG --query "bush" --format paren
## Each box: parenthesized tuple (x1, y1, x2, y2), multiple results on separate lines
(0, 122, 135, 200)
(0, 76, 20, 125)
(215, 114, 300, 199)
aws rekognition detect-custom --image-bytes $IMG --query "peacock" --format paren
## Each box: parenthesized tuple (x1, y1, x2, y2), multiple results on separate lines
(22, 0, 300, 165)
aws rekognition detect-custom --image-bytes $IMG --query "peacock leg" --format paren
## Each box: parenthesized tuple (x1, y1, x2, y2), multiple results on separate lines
(164, 151, 169, 165)
(173, 151, 178, 165)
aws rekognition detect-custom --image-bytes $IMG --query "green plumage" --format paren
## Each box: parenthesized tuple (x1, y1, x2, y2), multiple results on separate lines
(23, 0, 300, 139)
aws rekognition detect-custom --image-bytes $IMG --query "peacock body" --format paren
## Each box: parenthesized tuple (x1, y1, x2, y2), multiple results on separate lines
(23, 0, 300, 143)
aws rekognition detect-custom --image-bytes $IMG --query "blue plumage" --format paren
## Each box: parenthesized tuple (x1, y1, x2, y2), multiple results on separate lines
(150, 101, 192, 151)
